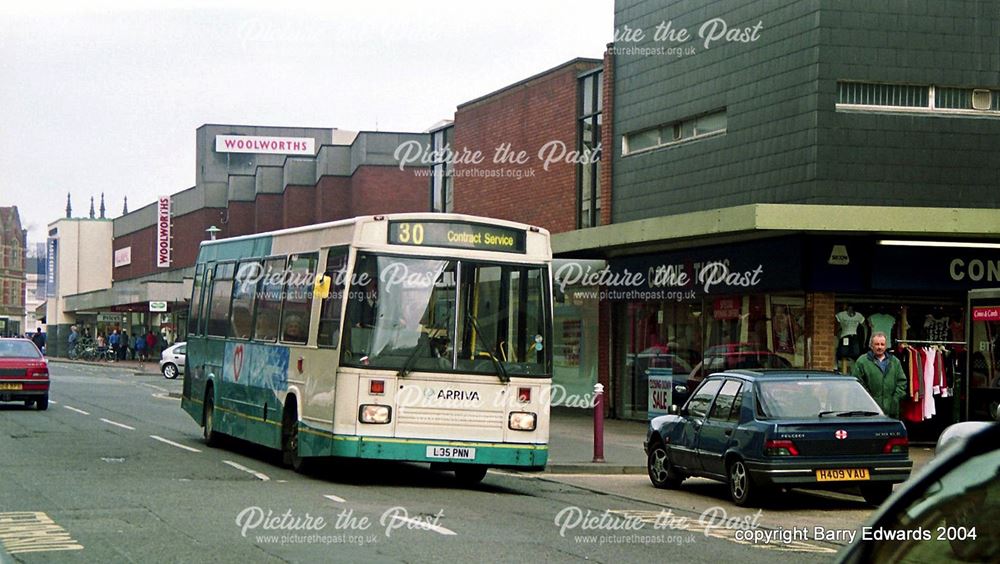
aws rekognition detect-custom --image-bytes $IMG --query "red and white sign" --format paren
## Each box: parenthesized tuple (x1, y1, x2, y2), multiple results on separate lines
(713, 297, 741, 320)
(215, 135, 315, 155)
(156, 196, 171, 268)
(114, 246, 132, 268)
(835, 429, 848, 440)
(973, 306, 1000, 322)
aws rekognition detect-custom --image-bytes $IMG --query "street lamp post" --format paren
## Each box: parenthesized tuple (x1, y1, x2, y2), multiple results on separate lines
(205, 225, 221, 240)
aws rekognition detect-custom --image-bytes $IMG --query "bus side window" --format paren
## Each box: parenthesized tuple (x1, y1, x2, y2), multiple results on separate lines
(318, 248, 348, 348)
(280, 253, 317, 345)
(230, 261, 260, 340)
(207, 263, 235, 337)
(253, 257, 286, 342)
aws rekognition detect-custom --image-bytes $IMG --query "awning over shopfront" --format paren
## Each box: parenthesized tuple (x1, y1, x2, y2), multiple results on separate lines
(64, 277, 192, 314)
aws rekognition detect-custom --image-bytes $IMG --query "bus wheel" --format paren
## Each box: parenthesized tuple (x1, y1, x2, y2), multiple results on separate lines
(454, 465, 487, 486)
(204, 390, 221, 447)
(282, 406, 309, 473)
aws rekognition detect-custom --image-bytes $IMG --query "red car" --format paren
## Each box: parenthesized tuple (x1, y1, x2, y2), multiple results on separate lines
(0, 338, 50, 410)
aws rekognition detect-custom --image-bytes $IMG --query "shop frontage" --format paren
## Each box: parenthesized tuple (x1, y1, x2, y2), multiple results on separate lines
(598, 235, 1000, 437)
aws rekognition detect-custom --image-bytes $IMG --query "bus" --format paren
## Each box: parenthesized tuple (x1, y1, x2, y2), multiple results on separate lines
(181, 213, 552, 483)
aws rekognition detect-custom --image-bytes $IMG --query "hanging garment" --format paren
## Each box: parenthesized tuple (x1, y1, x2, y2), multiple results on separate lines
(922, 347, 936, 420)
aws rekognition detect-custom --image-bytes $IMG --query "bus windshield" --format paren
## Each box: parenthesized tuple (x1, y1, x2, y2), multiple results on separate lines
(342, 252, 550, 377)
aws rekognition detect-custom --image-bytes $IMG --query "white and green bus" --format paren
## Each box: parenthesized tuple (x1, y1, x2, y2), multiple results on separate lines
(181, 214, 552, 483)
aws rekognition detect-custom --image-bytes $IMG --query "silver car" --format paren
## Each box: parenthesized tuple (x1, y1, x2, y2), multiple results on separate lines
(160, 342, 186, 379)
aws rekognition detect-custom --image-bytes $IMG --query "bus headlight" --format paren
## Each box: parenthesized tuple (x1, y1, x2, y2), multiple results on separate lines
(508, 412, 536, 431)
(359, 405, 392, 424)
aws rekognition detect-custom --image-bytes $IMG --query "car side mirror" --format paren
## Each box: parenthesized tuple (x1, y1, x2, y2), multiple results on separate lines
(668, 404, 680, 415)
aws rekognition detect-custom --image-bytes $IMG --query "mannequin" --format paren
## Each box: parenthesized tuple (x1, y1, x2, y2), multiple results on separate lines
(836, 305, 865, 373)
(868, 308, 896, 345)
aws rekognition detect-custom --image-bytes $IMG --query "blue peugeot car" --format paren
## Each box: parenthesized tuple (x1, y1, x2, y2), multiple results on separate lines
(644, 370, 913, 507)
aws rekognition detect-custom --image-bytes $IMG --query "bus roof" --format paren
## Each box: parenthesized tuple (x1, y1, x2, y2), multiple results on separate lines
(195, 213, 551, 263)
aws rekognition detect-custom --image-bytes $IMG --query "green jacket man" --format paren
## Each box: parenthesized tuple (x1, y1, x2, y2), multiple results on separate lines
(851, 332, 907, 418)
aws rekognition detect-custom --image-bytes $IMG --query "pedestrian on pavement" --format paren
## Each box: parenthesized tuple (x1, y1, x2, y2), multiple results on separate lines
(134, 333, 147, 364)
(119, 330, 130, 361)
(68, 325, 80, 355)
(852, 331, 906, 419)
(31, 328, 46, 354)
(109, 329, 120, 362)
(146, 330, 157, 358)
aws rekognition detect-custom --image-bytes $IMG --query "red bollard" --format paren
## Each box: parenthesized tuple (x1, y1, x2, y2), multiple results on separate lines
(593, 383, 605, 463)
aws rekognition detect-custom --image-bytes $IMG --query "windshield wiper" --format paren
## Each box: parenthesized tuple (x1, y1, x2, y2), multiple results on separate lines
(466, 311, 509, 383)
(819, 410, 879, 417)
(397, 342, 426, 379)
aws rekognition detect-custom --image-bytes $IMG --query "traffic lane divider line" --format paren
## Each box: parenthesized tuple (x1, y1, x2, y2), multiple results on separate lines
(149, 435, 202, 453)
(323, 494, 346, 503)
(63, 406, 90, 416)
(223, 460, 271, 481)
(99, 418, 135, 431)
(387, 515, 457, 536)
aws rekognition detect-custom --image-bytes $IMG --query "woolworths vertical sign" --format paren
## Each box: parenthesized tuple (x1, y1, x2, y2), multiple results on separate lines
(157, 196, 171, 268)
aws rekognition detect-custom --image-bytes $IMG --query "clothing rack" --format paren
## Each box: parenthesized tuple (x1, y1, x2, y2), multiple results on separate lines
(896, 339, 965, 346)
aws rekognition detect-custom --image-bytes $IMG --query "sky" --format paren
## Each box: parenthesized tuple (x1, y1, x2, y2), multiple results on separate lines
(0, 0, 614, 250)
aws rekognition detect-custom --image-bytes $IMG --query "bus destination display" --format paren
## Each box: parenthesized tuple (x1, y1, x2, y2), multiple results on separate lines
(388, 221, 526, 253)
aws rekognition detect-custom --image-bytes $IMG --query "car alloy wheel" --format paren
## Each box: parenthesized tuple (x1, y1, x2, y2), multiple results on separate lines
(728, 459, 754, 506)
(647, 443, 681, 489)
(162, 363, 178, 379)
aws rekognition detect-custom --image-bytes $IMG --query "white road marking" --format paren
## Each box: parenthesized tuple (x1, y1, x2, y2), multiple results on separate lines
(141, 383, 169, 393)
(323, 494, 346, 503)
(63, 405, 90, 415)
(388, 515, 457, 536)
(152, 392, 180, 402)
(48, 400, 58, 405)
(149, 435, 202, 453)
(223, 460, 271, 481)
(100, 418, 135, 431)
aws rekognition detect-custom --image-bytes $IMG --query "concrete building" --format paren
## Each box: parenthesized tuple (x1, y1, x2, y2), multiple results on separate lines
(53, 124, 430, 349)
(44, 217, 114, 356)
(0, 207, 27, 336)
(542, 0, 1000, 429)
(23, 243, 47, 333)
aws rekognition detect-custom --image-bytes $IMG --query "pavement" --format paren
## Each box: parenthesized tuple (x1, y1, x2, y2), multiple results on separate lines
(47, 358, 937, 478)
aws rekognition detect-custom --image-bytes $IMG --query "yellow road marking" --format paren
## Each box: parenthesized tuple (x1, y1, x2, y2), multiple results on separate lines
(0, 512, 83, 555)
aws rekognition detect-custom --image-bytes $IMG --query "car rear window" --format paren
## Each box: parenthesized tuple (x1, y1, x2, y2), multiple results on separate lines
(756, 378, 880, 419)
(0, 340, 43, 359)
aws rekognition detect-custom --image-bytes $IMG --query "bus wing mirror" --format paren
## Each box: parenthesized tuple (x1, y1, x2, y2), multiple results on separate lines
(314, 274, 332, 299)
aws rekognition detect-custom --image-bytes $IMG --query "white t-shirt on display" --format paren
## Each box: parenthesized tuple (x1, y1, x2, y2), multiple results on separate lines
(836, 310, 865, 338)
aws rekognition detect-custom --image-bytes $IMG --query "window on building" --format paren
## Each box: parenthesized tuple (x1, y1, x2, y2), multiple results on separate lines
(622, 109, 727, 156)
(578, 69, 603, 228)
(837, 82, 1000, 114)
(430, 125, 454, 213)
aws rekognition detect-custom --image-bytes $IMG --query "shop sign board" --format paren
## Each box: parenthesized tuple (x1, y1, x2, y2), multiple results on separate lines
(607, 237, 802, 297)
(873, 246, 1000, 291)
(46, 238, 57, 298)
(972, 306, 1000, 322)
(114, 246, 131, 268)
(214, 135, 315, 155)
(97, 313, 119, 323)
(149, 301, 168, 312)
(647, 368, 673, 419)
(156, 196, 171, 268)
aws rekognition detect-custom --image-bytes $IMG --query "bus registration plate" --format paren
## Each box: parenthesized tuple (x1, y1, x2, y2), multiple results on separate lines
(426, 446, 476, 460)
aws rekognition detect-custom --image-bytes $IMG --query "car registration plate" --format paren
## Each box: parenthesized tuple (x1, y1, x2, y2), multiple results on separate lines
(426, 446, 476, 460)
(0, 383, 22, 391)
(816, 468, 870, 481)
